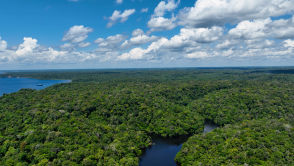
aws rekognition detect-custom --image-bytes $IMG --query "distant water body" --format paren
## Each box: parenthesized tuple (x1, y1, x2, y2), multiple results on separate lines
(0, 76, 71, 96)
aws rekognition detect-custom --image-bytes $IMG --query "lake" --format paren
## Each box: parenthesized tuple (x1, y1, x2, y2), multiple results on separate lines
(139, 123, 218, 166)
(0, 77, 71, 96)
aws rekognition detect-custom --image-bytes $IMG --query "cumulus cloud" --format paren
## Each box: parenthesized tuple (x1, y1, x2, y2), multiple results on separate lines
(269, 16, 294, 39)
(0, 35, 103, 65)
(148, 0, 180, 32)
(0, 36, 77, 64)
(229, 19, 271, 39)
(154, 0, 180, 17)
(118, 47, 146, 60)
(63, 25, 93, 43)
(181, 27, 223, 43)
(216, 40, 238, 49)
(2, 0, 294, 67)
(121, 35, 158, 48)
(43, 48, 68, 62)
(0, 37, 7, 51)
(61, 25, 93, 50)
(107, 9, 136, 27)
(121, 29, 158, 48)
(178, 0, 294, 27)
(118, 26, 223, 60)
(148, 16, 177, 32)
(284, 39, 294, 48)
(118, 38, 168, 60)
(95, 34, 126, 52)
(228, 16, 294, 41)
(132, 29, 144, 36)
(245, 39, 275, 49)
(16, 37, 38, 56)
(164, 26, 223, 50)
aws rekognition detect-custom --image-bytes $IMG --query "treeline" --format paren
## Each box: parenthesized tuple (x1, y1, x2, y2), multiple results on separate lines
(0, 68, 294, 165)
(3, 67, 294, 83)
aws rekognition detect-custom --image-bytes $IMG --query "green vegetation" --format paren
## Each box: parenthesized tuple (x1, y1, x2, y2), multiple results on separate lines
(189, 81, 294, 126)
(175, 119, 294, 165)
(1, 68, 294, 165)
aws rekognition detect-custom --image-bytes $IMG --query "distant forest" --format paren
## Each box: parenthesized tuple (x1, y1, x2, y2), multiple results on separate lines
(0, 67, 293, 165)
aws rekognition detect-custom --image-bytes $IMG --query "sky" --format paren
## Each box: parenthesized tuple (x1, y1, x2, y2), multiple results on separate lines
(0, 0, 294, 69)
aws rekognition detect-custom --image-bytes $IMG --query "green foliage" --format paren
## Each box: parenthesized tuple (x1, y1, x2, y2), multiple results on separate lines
(175, 119, 294, 165)
(189, 81, 294, 125)
(1, 68, 294, 165)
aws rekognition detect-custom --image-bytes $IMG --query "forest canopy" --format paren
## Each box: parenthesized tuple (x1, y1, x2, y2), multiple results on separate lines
(0, 68, 293, 165)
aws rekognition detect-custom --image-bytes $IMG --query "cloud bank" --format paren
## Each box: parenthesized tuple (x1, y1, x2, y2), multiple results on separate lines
(1, 0, 294, 68)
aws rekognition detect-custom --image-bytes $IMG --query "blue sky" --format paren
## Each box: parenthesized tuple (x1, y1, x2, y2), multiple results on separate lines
(0, 0, 294, 69)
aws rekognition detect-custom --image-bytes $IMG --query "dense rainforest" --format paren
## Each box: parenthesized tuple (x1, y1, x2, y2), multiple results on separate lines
(0, 68, 293, 166)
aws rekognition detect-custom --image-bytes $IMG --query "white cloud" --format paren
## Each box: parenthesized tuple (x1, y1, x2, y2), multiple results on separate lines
(132, 29, 144, 36)
(0, 37, 7, 51)
(229, 19, 271, 39)
(63, 25, 93, 43)
(0, 37, 77, 64)
(148, 16, 177, 32)
(245, 39, 275, 49)
(0, 35, 104, 65)
(179, 0, 294, 27)
(2, 0, 294, 67)
(107, 9, 136, 27)
(154, 0, 180, 17)
(181, 27, 223, 43)
(116, 0, 123, 4)
(95, 34, 126, 49)
(60, 43, 73, 50)
(269, 16, 294, 39)
(118, 47, 146, 60)
(118, 37, 168, 60)
(228, 16, 294, 41)
(78, 42, 91, 48)
(284, 39, 294, 48)
(121, 29, 158, 48)
(222, 49, 234, 57)
(45, 48, 67, 62)
(164, 26, 223, 50)
(147, 0, 180, 32)
(141, 8, 149, 13)
(216, 40, 237, 49)
(118, 26, 223, 61)
(122, 35, 157, 47)
(186, 51, 210, 59)
(146, 38, 169, 52)
(16, 37, 38, 56)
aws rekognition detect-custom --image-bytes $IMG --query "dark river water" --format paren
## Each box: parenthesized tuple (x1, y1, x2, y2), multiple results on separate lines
(139, 123, 218, 166)
(0, 77, 70, 96)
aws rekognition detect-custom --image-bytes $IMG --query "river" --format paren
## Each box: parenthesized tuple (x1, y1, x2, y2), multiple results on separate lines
(139, 123, 218, 166)
(0, 77, 70, 96)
